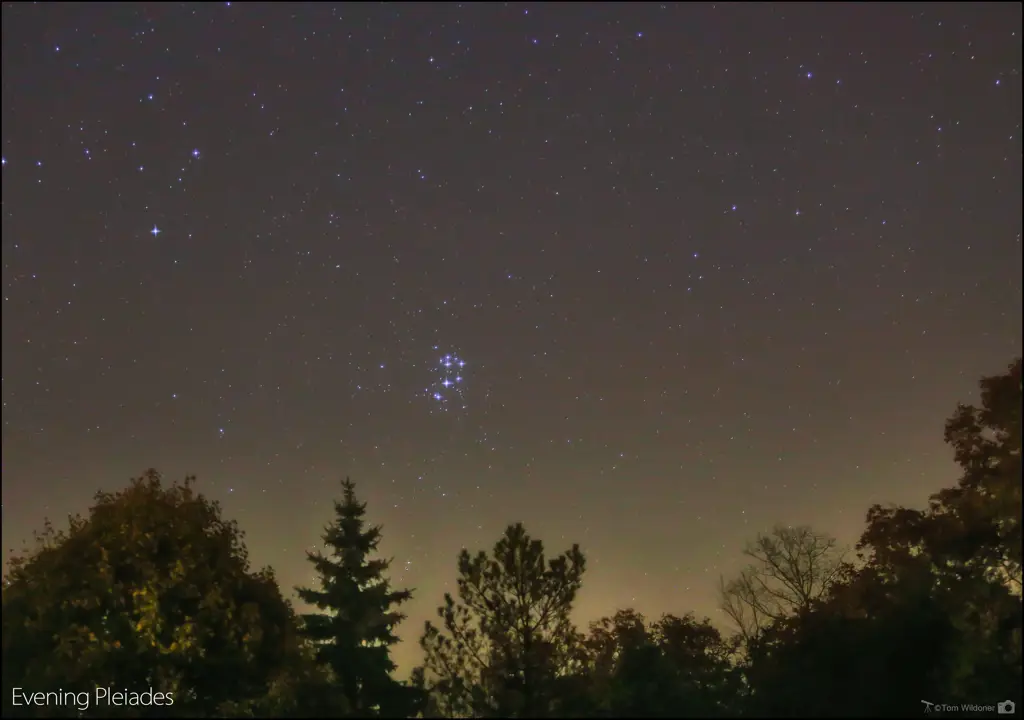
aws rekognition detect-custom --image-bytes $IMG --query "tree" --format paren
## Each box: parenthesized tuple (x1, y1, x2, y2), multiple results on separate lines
(653, 613, 741, 716)
(860, 359, 1021, 592)
(939, 356, 1021, 591)
(718, 525, 846, 645)
(296, 477, 421, 718)
(585, 608, 651, 715)
(219, 641, 350, 718)
(1, 469, 310, 718)
(744, 360, 1024, 716)
(417, 523, 586, 718)
(743, 569, 961, 717)
(582, 610, 740, 718)
(850, 358, 1023, 707)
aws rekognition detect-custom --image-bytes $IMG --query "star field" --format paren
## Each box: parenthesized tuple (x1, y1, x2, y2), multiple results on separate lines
(2, 2, 1021, 674)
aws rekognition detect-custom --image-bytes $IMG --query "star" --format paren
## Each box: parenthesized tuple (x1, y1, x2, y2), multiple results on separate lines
(1, 1, 1019, 687)
(427, 352, 468, 411)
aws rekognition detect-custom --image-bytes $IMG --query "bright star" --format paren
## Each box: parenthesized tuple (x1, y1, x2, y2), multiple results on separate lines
(427, 352, 468, 411)
(151, 225, 161, 236)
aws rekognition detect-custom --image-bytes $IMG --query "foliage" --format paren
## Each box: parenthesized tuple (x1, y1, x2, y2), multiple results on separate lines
(218, 641, 349, 718)
(3, 358, 1021, 718)
(296, 477, 422, 718)
(1, 469, 315, 718)
(848, 357, 1023, 708)
(581, 609, 741, 717)
(859, 359, 1021, 591)
(938, 356, 1020, 590)
(744, 358, 1023, 715)
(417, 523, 586, 718)
(744, 572, 958, 717)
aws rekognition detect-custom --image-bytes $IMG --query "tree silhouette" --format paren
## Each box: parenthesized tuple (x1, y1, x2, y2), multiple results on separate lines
(418, 523, 586, 718)
(718, 524, 847, 645)
(1, 469, 314, 718)
(850, 358, 1023, 709)
(939, 356, 1021, 591)
(744, 358, 1024, 716)
(582, 610, 740, 717)
(743, 571, 960, 717)
(4, 361, 1018, 718)
(296, 477, 421, 718)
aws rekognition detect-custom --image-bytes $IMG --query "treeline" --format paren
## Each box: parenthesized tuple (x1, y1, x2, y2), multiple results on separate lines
(2, 358, 1020, 718)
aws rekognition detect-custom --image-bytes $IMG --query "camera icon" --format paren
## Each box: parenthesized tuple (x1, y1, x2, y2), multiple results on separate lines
(998, 700, 1015, 715)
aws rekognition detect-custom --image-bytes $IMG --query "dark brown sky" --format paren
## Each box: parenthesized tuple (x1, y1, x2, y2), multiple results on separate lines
(2, 2, 1021, 672)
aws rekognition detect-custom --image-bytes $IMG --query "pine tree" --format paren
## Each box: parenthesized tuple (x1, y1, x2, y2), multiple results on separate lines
(418, 523, 587, 718)
(297, 477, 420, 717)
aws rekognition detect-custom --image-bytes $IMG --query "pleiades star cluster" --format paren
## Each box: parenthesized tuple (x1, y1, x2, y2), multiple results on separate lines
(2, 2, 1021, 673)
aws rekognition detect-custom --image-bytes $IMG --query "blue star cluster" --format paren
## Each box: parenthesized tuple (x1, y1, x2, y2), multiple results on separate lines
(427, 351, 468, 413)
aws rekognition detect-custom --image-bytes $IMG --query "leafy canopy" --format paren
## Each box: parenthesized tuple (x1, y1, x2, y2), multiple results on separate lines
(2, 469, 310, 718)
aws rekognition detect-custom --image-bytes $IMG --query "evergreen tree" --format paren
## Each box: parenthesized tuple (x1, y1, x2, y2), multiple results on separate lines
(297, 478, 420, 718)
(418, 523, 586, 718)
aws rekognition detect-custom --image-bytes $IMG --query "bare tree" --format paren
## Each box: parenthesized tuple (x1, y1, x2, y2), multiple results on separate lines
(718, 524, 846, 645)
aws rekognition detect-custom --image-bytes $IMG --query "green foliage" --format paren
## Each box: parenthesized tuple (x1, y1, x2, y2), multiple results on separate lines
(417, 523, 586, 718)
(1, 469, 316, 718)
(296, 477, 422, 718)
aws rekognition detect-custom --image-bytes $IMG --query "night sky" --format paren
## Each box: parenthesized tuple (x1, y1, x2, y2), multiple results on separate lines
(2, 2, 1021, 673)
